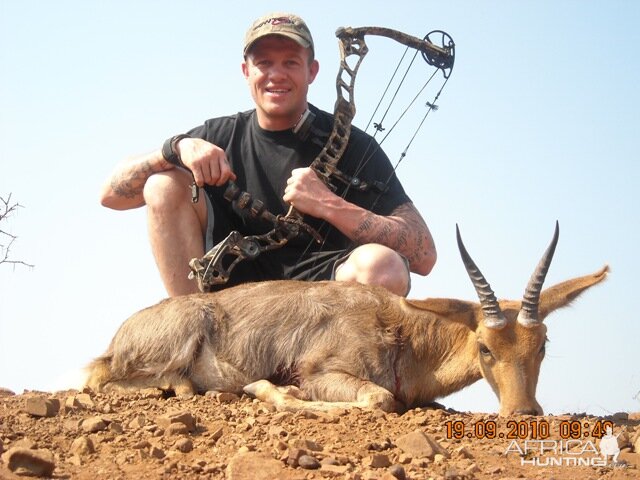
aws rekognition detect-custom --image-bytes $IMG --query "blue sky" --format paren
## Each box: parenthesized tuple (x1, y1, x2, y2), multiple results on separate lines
(1, 0, 638, 416)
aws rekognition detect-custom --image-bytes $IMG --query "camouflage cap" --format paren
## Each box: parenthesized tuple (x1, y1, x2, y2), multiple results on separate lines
(243, 13, 314, 56)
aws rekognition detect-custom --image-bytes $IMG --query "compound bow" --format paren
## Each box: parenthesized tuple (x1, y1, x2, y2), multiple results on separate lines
(189, 25, 455, 292)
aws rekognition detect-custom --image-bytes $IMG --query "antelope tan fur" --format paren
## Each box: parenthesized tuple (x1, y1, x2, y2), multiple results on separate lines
(85, 223, 608, 415)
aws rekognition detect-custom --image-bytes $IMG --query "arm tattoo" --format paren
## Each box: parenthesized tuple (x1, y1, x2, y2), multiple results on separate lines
(110, 160, 158, 199)
(352, 202, 434, 269)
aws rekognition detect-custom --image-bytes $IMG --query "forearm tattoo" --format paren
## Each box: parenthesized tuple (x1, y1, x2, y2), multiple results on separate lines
(110, 160, 158, 199)
(352, 202, 434, 267)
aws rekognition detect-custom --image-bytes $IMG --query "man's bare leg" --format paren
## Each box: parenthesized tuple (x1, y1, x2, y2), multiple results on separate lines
(143, 170, 208, 296)
(334, 243, 411, 297)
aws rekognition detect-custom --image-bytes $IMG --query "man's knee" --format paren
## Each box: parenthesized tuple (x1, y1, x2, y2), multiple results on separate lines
(143, 170, 208, 232)
(335, 244, 410, 296)
(143, 170, 193, 209)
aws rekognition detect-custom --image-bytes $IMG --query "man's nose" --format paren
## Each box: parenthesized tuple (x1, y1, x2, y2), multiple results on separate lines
(268, 63, 287, 80)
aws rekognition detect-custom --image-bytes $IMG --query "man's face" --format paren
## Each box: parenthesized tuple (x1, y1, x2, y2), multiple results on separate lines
(242, 35, 319, 130)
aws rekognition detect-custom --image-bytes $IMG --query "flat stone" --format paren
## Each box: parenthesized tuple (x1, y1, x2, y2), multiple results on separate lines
(156, 411, 196, 432)
(165, 422, 190, 436)
(226, 451, 287, 480)
(24, 396, 60, 417)
(291, 438, 323, 451)
(298, 454, 320, 469)
(81, 416, 107, 433)
(320, 463, 350, 475)
(395, 430, 449, 460)
(286, 447, 307, 467)
(368, 453, 391, 468)
(1, 447, 55, 477)
(75, 393, 95, 409)
(216, 392, 240, 403)
(64, 395, 85, 411)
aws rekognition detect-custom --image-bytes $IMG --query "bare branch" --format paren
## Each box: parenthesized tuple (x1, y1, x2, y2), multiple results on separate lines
(1, 193, 34, 268)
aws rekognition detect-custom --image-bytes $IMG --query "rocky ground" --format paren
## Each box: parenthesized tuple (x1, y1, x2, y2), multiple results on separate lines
(0, 387, 638, 480)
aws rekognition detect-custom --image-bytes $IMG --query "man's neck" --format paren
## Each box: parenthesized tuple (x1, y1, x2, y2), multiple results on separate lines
(255, 105, 309, 132)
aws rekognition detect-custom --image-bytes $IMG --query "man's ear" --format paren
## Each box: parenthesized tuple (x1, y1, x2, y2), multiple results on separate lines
(241, 61, 250, 80)
(308, 59, 319, 84)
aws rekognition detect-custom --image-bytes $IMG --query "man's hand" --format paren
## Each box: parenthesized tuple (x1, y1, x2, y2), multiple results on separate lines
(283, 167, 339, 219)
(175, 137, 236, 187)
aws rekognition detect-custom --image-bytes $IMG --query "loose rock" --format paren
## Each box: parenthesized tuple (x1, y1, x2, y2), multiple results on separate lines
(81, 416, 107, 433)
(298, 454, 321, 469)
(395, 430, 449, 460)
(156, 410, 196, 432)
(1, 447, 55, 477)
(368, 453, 391, 468)
(24, 396, 60, 417)
(174, 438, 193, 453)
(388, 464, 406, 480)
(226, 451, 286, 480)
(70, 436, 95, 456)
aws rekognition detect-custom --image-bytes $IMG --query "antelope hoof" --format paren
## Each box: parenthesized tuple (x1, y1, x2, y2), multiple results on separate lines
(243, 379, 273, 399)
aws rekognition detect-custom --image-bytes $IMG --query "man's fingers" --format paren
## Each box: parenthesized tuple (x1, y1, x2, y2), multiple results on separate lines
(215, 158, 236, 186)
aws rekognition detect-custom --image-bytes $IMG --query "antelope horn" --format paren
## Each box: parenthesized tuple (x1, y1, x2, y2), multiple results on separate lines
(456, 224, 506, 329)
(517, 221, 560, 327)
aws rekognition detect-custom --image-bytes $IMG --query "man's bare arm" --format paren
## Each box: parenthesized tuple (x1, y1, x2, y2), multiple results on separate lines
(100, 150, 170, 210)
(100, 138, 235, 211)
(283, 168, 436, 275)
(350, 202, 436, 275)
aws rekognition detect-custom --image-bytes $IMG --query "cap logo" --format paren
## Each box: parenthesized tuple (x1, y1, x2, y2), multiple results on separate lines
(254, 17, 297, 30)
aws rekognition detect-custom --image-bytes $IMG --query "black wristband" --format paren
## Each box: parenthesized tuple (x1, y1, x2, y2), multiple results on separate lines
(162, 134, 191, 167)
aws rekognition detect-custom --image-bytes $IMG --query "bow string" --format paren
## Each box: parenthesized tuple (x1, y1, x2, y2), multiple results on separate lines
(290, 26, 455, 261)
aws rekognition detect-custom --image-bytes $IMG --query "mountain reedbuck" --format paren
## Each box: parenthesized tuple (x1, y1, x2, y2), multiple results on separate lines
(85, 222, 608, 415)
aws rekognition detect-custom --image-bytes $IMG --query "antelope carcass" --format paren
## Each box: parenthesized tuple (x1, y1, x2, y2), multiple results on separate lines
(85, 222, 608, 415)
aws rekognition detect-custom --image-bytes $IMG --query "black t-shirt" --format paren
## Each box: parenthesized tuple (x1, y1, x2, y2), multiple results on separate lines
(187, 104, 410, 285)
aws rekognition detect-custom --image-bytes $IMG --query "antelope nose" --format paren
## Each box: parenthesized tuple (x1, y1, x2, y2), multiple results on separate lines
(514, 408, 541, 416)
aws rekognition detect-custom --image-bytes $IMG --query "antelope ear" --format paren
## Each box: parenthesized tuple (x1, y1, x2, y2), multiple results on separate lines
(538, 265, 609, 319)
(403, 298, 479, 330)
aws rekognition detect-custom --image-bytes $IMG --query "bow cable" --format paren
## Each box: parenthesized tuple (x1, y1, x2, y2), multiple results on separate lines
(294, 33, 452, 265)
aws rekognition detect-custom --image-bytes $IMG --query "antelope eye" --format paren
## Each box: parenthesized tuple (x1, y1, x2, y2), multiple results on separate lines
(478, 343, 492, 356)
(539, 336, 549, 355)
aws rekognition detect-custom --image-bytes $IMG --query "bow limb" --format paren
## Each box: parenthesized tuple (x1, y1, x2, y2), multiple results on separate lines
(289, 25, 454, 217)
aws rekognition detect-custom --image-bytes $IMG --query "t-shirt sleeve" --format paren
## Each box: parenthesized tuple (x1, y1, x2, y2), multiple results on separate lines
(185, 114, 241, 148)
